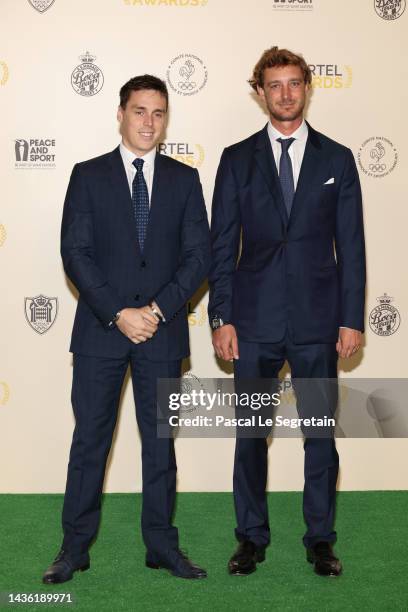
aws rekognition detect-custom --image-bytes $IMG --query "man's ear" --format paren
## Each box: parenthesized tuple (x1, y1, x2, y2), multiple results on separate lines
(117, 105, 123, 124)
(257, 85, 265, 100)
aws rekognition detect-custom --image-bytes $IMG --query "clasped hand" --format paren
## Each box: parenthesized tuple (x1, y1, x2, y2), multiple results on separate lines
(116, 307, 158, 344)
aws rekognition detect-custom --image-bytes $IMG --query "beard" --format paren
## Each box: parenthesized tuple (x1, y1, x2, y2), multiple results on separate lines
(268, 101, 304, 123)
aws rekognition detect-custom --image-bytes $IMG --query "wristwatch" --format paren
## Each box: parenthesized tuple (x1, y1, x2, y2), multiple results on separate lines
(210, 315, 229, 331)
(108, 311, 122, 328)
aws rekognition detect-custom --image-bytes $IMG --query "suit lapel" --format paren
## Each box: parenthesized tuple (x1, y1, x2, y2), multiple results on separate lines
(288, 123, 323, 229)
(142, 152, 170, 255)
(254, 125, 288, 226)
(108, 146, 141, 256)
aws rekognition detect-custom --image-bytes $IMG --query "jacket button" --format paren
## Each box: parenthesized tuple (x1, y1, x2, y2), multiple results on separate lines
(141, 261, 146, 268)
(134, 294, 140, 301)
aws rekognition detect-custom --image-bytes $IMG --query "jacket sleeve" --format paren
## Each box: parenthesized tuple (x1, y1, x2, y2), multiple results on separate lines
(208, 149, 241, 323)
(60, 163, 123, 327)
(153, 168, 210, 320)
(334, 148, 366, 332)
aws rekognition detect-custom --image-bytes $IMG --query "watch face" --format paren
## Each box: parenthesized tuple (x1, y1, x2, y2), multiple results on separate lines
(211, 317, 223, 330)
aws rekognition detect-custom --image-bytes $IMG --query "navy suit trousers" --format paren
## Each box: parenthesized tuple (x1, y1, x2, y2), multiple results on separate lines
(61, 350, 181, 565)
(233, 333, 339, 549)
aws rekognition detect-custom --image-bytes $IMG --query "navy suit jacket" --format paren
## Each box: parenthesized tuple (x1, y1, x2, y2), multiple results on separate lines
(208, 123, 366, 344)
(61, 146, 210, 360)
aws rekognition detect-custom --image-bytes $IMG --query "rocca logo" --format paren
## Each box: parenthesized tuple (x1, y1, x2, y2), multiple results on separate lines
(0, 382, 10, 406)
(24, 295, 58, 334)
(0, 224, 6, 247)
(0, 61, 9, 86)
(158, 142, 205, 168)
(71, 52, 104, 97)
(14, 138, 56, 169)
(369, 294, 401, 336)
(167, 54, 208, 96)
(124, 0, 207, 5)
(357, 137, 398, 178)
(374, 0, 406, 20)
(309, 64, 352, 89)
(187, 302, 207, 326)
(27, 0, 56, 12)
(272, 0, 313, 11)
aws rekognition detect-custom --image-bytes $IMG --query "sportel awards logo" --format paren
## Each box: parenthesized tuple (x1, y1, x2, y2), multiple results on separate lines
(24, 295, 58, 334)
(14, 139, 56, 169)
(158, 142, 205, 168)
(357, 137, 398, 178)
(71, 52, 104, 97)
(167, 54, 207, 96)
(0, 61, 9, 86)
(187, 302, 207, 326)
(28, 0, 56, 12)
(309, 64, 352, 89)
(0, 382, 10, 406)
(369, 294, 401, 336)
(124, 0, 207, 5)
(272, 0, 313, 11)
(0, 224, 6, 247)
(374, 0, 406, 20)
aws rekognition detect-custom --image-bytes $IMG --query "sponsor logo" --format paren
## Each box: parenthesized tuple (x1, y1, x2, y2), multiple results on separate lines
(167, 53, 207, 96)
(27, 0, 56, 12)
(158, 142, 205, 168)
(0, 225, 6, 247)
(14, 138, 56, 169)
(369, 293, 401, 336)
(0, 382, 10, 406)
(0, 61, 9, 86)
(272, 0, 313, 11)
(71, 52, 104, 97)
(309, 64, 352, 89)
(374, 0, 406, 20)
(357, 137, 398, 178)
(181, 372, 207, 413)
(187, 302, 207, 326)
(124, 0, 207, 5)
(24, 295, 58, 334)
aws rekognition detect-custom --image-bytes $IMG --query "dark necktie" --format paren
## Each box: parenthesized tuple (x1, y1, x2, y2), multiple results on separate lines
(132, 158, 149, 251)
(277, 137, 295, 217)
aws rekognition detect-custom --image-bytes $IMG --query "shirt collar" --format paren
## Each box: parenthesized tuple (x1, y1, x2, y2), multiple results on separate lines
(267, 118, 308, 143)
(119, 141, 156, 168)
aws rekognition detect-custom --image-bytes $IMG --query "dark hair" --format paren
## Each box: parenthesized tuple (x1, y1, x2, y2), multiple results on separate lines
(249, 46, 312, 92)
(119, 74, 168, 109)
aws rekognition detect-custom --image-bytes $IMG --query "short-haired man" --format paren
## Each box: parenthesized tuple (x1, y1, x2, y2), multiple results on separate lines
(209, 48, 365, 576)
(43, 75, 210, 582)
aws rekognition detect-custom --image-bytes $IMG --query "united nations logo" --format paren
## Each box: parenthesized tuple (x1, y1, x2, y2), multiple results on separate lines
(369, 294, 401, 336)
(28, 0, 56, 12)
(71, 52, 104, 97)
(0, 382, 10, 406)
(357, 137, 398, 178)
(166, 54, 207, 96)
(0, 224, 6, 247)
(24, 295, 58, 334)
(374, 0, 406, 20)
(0, 61, 9, 86)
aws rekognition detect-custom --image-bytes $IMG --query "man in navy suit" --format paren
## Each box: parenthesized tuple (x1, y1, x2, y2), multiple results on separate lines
(43, 75, 210, 583)
(209, 48, 365, 577)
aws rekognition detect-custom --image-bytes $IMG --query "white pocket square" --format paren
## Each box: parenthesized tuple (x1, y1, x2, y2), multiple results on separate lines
(323, 178, 335, 185)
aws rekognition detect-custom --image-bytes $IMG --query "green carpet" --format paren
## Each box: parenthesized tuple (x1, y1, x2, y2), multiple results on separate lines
(0, 492, 407, 611)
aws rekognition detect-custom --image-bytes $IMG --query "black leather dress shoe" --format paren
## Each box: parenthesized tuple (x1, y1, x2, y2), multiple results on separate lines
(228, 541, 266, 576)
(146, 549, 207, 579)
(306, 542, 342, 577)
(42, 549, 90, 584)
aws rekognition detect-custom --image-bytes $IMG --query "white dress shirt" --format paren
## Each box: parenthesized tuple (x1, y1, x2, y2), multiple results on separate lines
(267, 119, 308, 189)
(119, 141, 156, 203)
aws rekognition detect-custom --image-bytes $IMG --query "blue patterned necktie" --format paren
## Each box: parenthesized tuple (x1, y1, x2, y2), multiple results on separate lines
(132, 158, 149, 251)
(277, 137, 295, 217)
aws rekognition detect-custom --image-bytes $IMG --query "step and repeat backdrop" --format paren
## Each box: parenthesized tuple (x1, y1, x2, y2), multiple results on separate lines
(1, 0, 407, 492)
